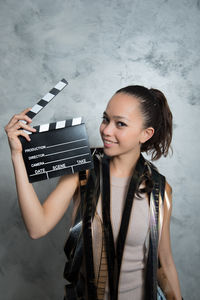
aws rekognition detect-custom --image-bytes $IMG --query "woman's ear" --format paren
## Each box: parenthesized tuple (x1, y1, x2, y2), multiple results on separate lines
(140, 127, 154, 144)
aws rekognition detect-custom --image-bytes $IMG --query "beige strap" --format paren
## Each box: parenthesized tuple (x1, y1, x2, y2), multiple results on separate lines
(96, 231, 108, 300)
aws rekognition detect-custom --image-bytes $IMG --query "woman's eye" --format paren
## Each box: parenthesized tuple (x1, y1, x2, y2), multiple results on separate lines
(102, 116, 109, 123)
(117, 121, 127, 127)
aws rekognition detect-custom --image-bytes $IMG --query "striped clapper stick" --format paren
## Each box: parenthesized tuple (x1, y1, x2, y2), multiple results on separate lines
(20, 79, 93, 183)
(25, 78, 68, 120)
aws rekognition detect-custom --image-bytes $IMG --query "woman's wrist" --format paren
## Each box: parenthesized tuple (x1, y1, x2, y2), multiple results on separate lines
(11, 151, 23, 162)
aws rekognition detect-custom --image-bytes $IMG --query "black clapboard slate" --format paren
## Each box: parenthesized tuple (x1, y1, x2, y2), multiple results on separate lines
(21, 120, 93, 183)
(19, 79, 93, 183)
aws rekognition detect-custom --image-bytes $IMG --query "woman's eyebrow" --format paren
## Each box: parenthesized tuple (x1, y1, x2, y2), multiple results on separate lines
(103, 111, 129, 121)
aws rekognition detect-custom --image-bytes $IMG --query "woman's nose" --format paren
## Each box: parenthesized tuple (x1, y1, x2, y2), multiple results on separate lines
(101, 122, 113, 136)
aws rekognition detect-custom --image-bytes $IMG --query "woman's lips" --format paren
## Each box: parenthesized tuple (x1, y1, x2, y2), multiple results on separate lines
(103, 139, 118, 147)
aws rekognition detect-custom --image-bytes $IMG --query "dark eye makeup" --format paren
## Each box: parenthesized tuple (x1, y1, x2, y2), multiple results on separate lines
(116, 121, 127, 127)
(102, 114, 127, 128)
(102, 115, 109, 123)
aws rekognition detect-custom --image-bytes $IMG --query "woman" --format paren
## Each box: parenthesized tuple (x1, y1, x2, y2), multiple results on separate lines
(5, 85, 182, 300)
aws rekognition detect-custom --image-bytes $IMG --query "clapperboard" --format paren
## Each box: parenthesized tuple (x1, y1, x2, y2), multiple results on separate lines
(20, 79, 93, 183)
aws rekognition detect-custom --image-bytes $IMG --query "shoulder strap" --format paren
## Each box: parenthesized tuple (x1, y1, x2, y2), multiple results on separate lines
(63, 171, 86, 283)
(145, 162, 166, 300)
(63, 150, 101, 287)
(81, 150, 102, 300)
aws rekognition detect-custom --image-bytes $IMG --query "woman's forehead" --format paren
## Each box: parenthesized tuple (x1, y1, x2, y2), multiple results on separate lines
(106, 93, 141, 116)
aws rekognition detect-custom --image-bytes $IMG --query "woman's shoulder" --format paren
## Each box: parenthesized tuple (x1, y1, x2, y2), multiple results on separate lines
(145, 160, 172, 196)
(165, 181, 172, 195)
(144, 158, 166, 184)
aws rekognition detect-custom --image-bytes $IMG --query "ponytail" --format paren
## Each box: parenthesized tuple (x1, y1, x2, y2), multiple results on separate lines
(146, 88, 172, 160)
(116, 85, 173, 160)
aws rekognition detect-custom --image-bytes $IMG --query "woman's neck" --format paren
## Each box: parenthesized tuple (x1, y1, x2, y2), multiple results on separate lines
(109, 150, 141, 178)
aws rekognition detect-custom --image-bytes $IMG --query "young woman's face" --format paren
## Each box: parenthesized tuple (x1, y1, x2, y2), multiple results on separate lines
(99, 93, 153, 158)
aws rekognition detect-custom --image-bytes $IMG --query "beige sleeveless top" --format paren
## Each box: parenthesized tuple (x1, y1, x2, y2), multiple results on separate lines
(95, 176, 150, 300)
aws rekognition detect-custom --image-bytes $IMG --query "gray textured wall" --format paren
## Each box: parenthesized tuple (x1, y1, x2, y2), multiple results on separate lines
(0, 0, 200, 299)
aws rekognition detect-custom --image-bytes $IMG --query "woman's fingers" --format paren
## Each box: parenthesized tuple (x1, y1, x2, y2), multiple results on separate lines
(7, 129, 32, 142)
(15, 120, 37, 133)
(21, 107, 32, 114)
(4, 108, 36, 153)
(6, 127, 34, 153)
(16, 129, 32, 142)
(5, 118, 36, 134)
(5, 108, 32, 130)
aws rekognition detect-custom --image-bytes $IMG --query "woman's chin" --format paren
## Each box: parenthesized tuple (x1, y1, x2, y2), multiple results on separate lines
(103, 147, 117, 157)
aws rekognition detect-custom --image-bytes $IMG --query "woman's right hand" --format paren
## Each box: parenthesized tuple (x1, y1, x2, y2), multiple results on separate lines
(4, 108, 36, 155)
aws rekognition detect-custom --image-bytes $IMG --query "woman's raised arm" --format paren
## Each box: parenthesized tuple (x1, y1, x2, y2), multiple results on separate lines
(5, 108, 79, 239)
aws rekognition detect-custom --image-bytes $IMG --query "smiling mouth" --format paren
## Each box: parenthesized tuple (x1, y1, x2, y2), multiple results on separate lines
(103, 139, 118, 144)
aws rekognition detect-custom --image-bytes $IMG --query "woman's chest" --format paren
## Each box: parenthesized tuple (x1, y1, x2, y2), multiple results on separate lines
(96, 177, 150, 247)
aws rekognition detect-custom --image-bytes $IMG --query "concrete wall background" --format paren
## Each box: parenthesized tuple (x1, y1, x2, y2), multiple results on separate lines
(0, 0, 199, 299)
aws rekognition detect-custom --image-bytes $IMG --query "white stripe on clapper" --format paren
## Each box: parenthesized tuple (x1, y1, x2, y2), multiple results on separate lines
(39, 123, 50, 132)
(56, 120, 66, 129)
(54, 81, 67, 90)
(72, 117, 82, 126)
(31, 104, 43, 114)
(42, 93, 55, 102)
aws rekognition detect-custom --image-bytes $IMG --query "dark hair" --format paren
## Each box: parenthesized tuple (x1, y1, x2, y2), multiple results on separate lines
(116, 85, 173, 160)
